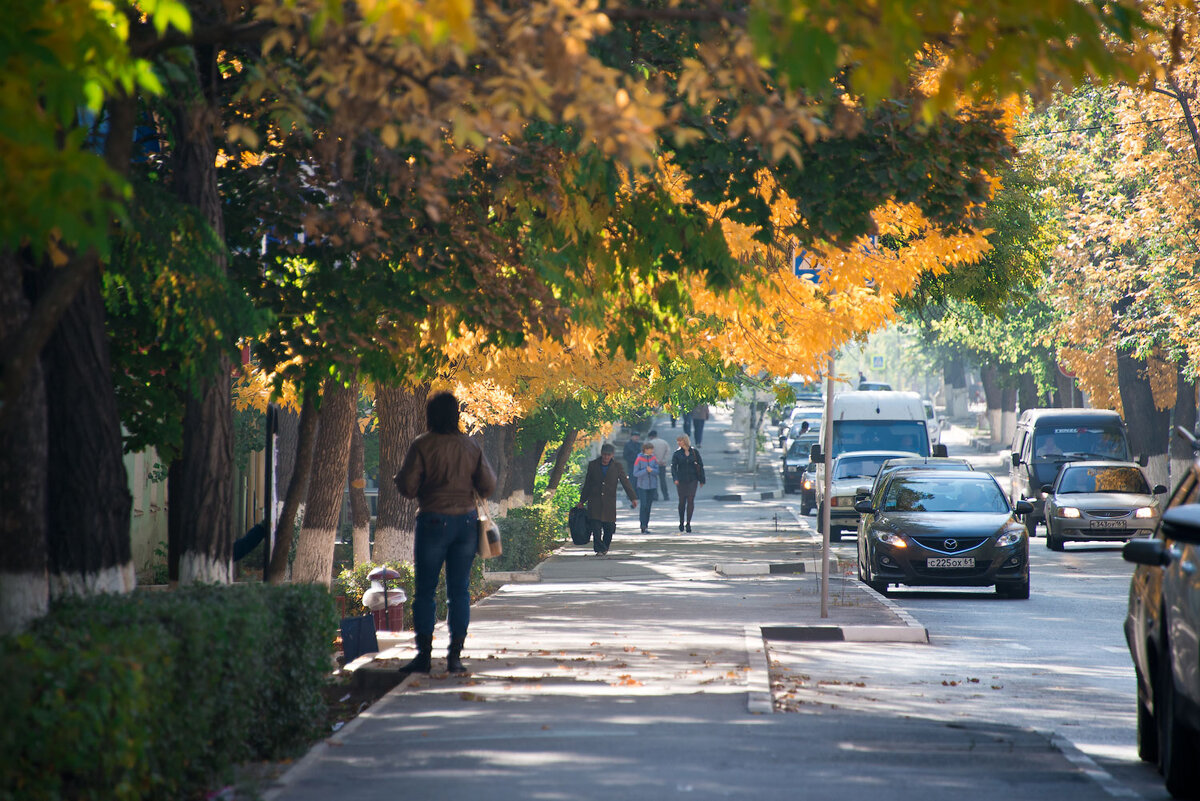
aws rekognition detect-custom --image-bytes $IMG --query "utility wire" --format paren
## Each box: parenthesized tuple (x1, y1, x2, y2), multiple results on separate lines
(1015, 115, 1187, 138)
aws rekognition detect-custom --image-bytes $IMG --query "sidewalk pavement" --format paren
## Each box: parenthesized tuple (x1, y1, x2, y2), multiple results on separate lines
(264, 405, 1116, 801)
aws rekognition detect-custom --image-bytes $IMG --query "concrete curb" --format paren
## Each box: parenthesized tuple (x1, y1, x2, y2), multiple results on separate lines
(482, 569, 540, 583)
(856, 581, 929, 633)
(713, 490, 778, 502)
(743, 625, 774, 715)
(761, 624, 929, 643)
(1047, 733, 1144, 799)
(714, 559, 836, 576)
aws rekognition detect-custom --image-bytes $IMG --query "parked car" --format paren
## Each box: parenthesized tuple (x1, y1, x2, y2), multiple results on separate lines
(1122, 454, 1200, 797)
(816, 450, 915, 540)
(779, 406, 822, 451)
(799, 463, 818, 516)
(1009, 408, 1133, 536)
(922, 400, 943, 447)
(1042, 461, 1166, 551)
(855, 470, 1032, 598)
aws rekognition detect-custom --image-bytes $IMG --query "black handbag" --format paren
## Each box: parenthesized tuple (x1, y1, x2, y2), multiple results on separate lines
(569, 506, 590, 545)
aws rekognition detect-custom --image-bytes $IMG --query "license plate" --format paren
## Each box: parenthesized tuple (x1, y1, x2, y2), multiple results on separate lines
(927, 557, 975, 568)
(1089, 520, 1124, 529)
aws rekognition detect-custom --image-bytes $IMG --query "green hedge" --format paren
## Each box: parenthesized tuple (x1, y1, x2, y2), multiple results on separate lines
(491, 503, 564, 572)
(0, 584, 337, 801)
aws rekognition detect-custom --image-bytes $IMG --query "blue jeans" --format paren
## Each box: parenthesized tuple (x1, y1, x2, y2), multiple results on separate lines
(413, 511, 478, 639)
(637, 487, 656, 530)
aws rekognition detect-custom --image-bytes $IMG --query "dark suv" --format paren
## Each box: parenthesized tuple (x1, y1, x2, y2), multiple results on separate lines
(1122, 453, 1200, 798)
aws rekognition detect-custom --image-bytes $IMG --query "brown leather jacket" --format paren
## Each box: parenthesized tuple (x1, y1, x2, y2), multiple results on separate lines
(395, 432, 497, 515)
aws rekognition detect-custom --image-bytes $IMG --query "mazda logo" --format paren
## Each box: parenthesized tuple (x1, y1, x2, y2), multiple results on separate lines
(943, 539, 958, 551)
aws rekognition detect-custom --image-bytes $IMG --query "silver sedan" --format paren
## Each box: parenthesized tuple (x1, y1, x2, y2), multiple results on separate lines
(1042, 461, 1167, 551)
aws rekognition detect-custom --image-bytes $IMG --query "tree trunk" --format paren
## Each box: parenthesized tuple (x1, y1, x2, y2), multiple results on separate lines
(0, 251, 49, 633)
(1170, 367, 1197, 489)
(348, 384, 372, 566)
(478, 423, 517, 505)
(1017, 372, 1039, 413)
(36, 262, 134, 597)
(169, 62, 235, 584)
(1000, 382, 1018, 447)
(374, 383, 427, 563)
(980, 364, 1003, 444)
(274, 405, 300, 511)
(292, 378, 356, 585)
(545, 429, 579, 493)
(943, 354, 969, 419)
(1117, 351, 1171, 492)
(501, 435, 547, 512)
(266, 392, 319, 583)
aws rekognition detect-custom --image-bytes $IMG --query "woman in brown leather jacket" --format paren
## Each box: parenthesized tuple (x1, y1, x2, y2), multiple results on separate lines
(395, 391, 497, 675)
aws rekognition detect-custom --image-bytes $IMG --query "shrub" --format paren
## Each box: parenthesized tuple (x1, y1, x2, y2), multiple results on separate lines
(491, 503, 564, 572)
(0, 584, 337, 801)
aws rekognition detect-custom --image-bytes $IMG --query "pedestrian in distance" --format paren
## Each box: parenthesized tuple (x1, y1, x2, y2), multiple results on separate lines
(578, 443, 637, 556)
(622, 430, 643, 472)
(395, 390, 497, 676)
(671, 434, 705, 533)
(632, 442, 660, 533)
(647, 429, 671, 501)
(682, 410, 692, 437)
(690, 403, 710, 446)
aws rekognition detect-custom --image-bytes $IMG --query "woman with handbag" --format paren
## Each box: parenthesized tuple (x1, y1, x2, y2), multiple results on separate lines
(671, 434, 705, 533)
(395, 391, 497, 676)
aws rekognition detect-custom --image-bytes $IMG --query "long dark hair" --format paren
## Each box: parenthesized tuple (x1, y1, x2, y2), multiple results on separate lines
(426, 391, 461, 434)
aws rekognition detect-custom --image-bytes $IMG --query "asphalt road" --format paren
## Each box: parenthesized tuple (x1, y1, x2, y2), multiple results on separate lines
(775, 432, 1171, 800)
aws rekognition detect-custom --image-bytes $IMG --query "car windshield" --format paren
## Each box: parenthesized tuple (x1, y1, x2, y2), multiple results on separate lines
(1058, 466, 1149, 494)
(834, 455, 891, 480)
(1033, 426, 1127, 461)
(882, 477, 1008, 513)
(787, 439, 816, 458)
(832, 420, 929, 458)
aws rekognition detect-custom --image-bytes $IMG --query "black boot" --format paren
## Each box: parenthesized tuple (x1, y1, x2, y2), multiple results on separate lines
(447, 636, 468, 674)
(398, 633, 432, 676)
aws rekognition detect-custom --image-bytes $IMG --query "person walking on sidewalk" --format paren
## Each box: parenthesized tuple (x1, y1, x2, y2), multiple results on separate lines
(632, 442, 660, 533)
(622, 430, 643, 472)
(671, 434, 705, 532)
(579, 443, 637, 555)
(395, 391, 497, 676)
(647, 429, 671, 501)
(689, 403, 710, 446)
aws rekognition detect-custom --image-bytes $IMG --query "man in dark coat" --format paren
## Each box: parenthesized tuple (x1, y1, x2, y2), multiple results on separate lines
(579, 443, 637, 556)
(622, 431, 643, 471)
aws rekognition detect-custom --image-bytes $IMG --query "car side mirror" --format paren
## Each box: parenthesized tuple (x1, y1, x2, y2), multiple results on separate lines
(1137, 454, 1149, 467)
(810, 444, 822, 462)
(854, 486, 872, 500)
(1040, 484, 1053, 494)
(854, 500, 874, 514)
(1013, 500, 1033, 515)
(1011, 452, 1021, 467)
(1161, 505, 1200, 545)
(932, 443, 948, 458)
(1154, 484, 1168, 495)
(1122, 538, 1170, 567)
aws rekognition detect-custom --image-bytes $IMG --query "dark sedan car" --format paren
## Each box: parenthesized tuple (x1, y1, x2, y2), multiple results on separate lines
(1122, 457, 1200, 798)
(855, 471, 1033, 598)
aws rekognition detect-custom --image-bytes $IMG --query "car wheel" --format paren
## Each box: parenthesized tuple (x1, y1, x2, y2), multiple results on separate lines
(1046, 525, 1065, 552)
(1137, 676, 1159, 763)
(1158, 646, 1200, 797)
(1024, 513, 1038, 538)
(866, 578, 888, 595)
(801, 500, 813, 516)
(816, 504, 825, 533)
(829, 527, 841, 543)
(996, 577, 1030, 599)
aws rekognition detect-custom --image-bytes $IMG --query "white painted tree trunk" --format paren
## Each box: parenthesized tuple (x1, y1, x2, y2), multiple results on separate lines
(0, 572, 49, 635)
(177, 552, 230, 584)
(49, 562, 137, 597)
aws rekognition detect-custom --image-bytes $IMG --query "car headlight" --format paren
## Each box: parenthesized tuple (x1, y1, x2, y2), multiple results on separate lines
(1057, 507, 1081, 518)
(874, 531, 907, 548)
(802, 480, 814, 490)
(996, 530, 1024, 548)
(1134, 506, 1156, 519)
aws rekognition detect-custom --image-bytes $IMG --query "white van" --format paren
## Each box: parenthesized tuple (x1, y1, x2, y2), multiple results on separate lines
(812, 391, 945, 461)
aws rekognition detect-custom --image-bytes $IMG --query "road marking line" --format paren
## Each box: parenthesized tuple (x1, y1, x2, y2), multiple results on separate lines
(1049, 734, 1143, 799)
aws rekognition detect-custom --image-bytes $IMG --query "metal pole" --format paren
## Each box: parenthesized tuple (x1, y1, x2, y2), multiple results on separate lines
(821, 351, 835, 618)
(749, 387, 758, 488)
